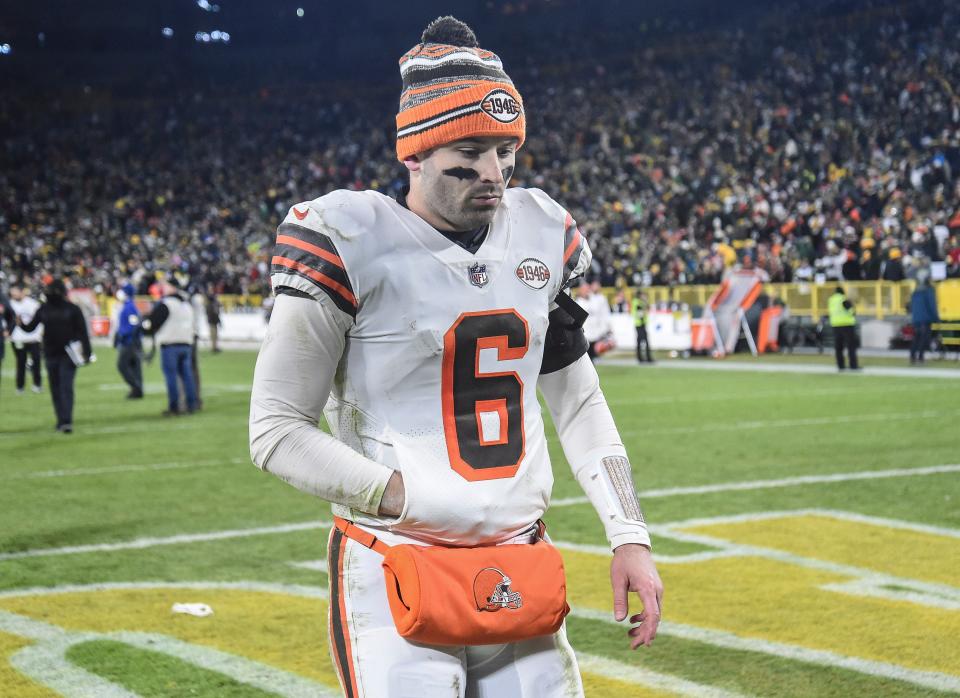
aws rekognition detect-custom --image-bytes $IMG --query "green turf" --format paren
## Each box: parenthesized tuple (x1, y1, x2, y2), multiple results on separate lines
(1, 346, 957, 696)
(66, 640, 278, 697)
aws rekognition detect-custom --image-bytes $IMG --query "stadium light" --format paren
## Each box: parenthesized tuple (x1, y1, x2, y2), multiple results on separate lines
(162, 27, 174, 38)
(197, 0, 220, 11)
(0, 43, 11, 55)
(194, 30, 229, 44)
(297, 7, 304, 17)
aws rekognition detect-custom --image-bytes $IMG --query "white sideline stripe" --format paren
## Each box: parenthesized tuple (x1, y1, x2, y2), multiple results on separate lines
(0, 422, 210, 439)
(9, 457, 247, 480)
(571, 607, 960, 693)
(0, 582, 336, 698)
(114, 631, 339, 697)
(4, 582, 957, 694)
(607, 381, 952, 406)
(659, 508, 960, 540)
(12, 638, 140, 698)
(0, 580, 329, 601)
(576, 652, 751, 698)
(646, 510, 960, 600)
(551, 463, 960, 508)
(552, 539, 737, 565)
(602, 357, 960, 379)
(621, 408, 960, 436)
(0, 522, 331, 562)
(289, 559, 329, 573)
(821, 579, 960, 611)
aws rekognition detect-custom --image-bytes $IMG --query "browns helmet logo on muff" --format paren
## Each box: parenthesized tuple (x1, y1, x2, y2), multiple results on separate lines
(480, 89, 522, 123)
(473, 567, 523, 611)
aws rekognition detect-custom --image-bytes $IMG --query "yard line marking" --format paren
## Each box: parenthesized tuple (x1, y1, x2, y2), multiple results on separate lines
(660, 508, 960, 540)
(0, 611, 139, 698)
(647, 510, 960, 601)
(607, 382, 951, 406)
(602, 357, 960, 379)
(0, 593, 338, 698)
(289, 560, 329, 573)
(0, 580, 328, 601)
(620, 409, 960, 436)
(9, 457, 247, 479)
(571, 607, 960, 693)
(820, 579, 960, 611)
(576, 652, 751, 698)
(113, 631, 339, 697)
(0, 522, 331, 562)
(551, 464, 960, 508)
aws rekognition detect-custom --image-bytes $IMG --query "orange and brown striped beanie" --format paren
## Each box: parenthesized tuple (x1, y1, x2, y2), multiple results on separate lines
(395, 16, 525, 162)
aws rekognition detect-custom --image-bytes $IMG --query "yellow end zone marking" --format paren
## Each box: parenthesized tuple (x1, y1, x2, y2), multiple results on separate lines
(0, 588, 341, 692)
(680, 513, 960, 587)
(563, 547, 960, 678)
(0, 631, 57, 698)
(0, 584, 738, 697)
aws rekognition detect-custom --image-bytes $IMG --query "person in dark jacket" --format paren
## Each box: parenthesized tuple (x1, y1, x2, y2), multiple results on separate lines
(909, 276, 940, 364)
(0, 292, 16, 396)
(18, 279, 92, 433)
(114, 283, 144, 398)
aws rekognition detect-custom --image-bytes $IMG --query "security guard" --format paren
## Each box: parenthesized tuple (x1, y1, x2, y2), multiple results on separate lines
(632, 290, 653, 363)
(828, 286, 859, 370)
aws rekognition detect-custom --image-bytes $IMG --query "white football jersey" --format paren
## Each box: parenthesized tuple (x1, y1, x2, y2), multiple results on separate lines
(270, 187, 590, 545)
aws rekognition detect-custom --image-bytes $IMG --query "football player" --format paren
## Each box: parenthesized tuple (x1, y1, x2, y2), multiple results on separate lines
(250, 16, 662, 697)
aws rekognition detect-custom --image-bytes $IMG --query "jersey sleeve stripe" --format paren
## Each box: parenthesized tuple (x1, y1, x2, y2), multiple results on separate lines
(277, 222, 342, 256)
(562, 227, 583, 266)
(272, 243, 353, 295)
(271, 256, 358, 315)
(275, 234, 345, 270)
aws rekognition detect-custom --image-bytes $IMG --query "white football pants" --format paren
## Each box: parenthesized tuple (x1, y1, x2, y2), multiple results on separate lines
(327, 525, 585, 698)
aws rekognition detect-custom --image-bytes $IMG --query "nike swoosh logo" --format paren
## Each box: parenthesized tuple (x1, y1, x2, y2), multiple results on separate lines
(293, 207, 308, 220)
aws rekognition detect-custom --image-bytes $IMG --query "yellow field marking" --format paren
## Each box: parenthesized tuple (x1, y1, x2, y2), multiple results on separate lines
(581, 673, 679, 698)
(562, 515, 960, 679)
(0, 631, 57, 697)
(682, 514, 960, 587)
(0, 589, 342, 692)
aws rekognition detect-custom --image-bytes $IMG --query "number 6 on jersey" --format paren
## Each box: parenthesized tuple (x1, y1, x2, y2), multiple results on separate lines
(441, 309, 529, 481)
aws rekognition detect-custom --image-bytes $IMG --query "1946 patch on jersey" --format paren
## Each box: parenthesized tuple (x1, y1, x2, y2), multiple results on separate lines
(515, 258, 550, 289)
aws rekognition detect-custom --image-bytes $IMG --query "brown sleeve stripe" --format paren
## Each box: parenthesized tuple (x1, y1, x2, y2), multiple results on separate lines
(277, 222, 342, 254)
(271, 256, 358, 316)
(271, 241, 353, 299)
(275, 234, 345, 270)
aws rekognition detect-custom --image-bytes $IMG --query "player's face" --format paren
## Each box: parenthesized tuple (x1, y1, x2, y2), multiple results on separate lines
(416, 137, 517, 231)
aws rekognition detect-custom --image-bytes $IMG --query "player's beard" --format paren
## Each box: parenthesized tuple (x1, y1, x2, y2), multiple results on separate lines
(423, 174, 502, 231)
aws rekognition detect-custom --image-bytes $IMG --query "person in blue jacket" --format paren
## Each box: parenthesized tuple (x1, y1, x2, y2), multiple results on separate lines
(909, 275, 939, 364)
(114, 283, 144, 398)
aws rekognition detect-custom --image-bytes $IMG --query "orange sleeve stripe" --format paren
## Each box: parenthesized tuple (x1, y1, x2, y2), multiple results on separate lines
(562, 228, 583, 265)
(275, 234, 345, 270)
(272, 256, 357, 308)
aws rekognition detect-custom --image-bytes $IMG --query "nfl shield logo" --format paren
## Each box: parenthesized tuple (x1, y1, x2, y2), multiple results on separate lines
(468, 263, 488, 288)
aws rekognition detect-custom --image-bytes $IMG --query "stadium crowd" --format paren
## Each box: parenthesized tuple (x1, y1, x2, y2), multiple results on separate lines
(2, 0, 960, 295)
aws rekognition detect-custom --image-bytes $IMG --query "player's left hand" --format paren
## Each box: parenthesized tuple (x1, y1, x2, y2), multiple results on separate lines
(610, 542, 663, 649)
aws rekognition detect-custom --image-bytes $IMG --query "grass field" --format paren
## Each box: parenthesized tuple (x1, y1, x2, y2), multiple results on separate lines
(1, 346, 958, 697)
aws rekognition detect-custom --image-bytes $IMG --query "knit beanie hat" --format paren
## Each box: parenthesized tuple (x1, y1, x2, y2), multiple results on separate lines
(395, 16, 525, 162)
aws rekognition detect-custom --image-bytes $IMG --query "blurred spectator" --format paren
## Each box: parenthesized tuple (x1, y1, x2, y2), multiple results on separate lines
(113, 282, 143, 399)
(828, 285, 859, 371)
(909, 275, 940, 364)
(0, 291, 15, 395)
(205, 288, 223, 353)
(142, 277, 199, 416)
(576, 281, 614, 360)
(18, 280, 92, 433)
(1, 1, 958, 294)
(8, 283, 43, 394)
(632, 290, 653, 363)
